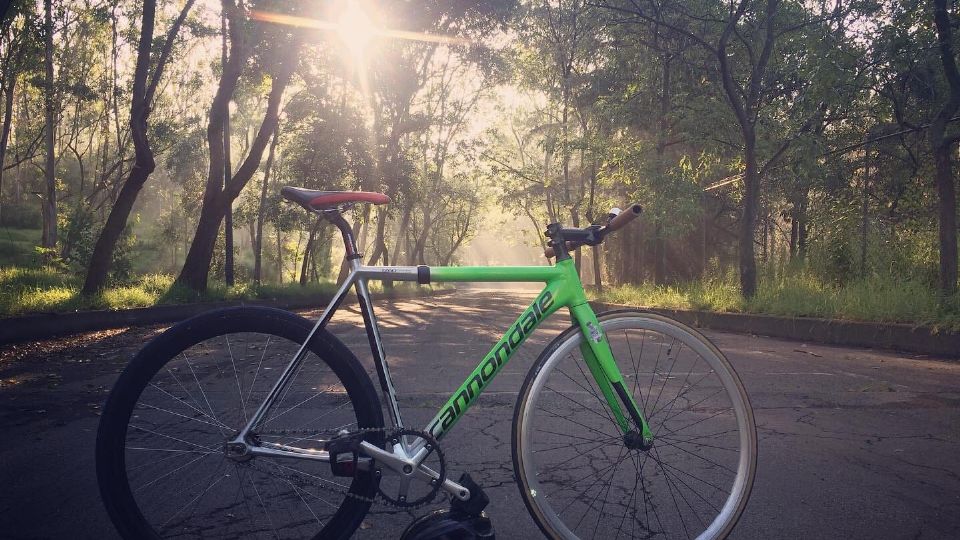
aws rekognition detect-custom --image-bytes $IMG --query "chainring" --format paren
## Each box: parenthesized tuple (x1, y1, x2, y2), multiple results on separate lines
(376, 428, 446, 508)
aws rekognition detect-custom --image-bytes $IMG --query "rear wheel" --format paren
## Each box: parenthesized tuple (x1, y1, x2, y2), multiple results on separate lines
(513, 310, 756, 539)
(96, 307, 384, 539)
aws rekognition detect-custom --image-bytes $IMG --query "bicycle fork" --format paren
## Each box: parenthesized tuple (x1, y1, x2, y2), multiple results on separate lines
(569, 303, 654, 448)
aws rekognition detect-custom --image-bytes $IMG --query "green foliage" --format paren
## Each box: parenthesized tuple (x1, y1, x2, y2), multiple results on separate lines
(0, 266, 343, 317)
(0, 228, 42, 267)
(0, 205, 43, 229)
(58, 205, 135, 282)
(597, 266, 960, 331)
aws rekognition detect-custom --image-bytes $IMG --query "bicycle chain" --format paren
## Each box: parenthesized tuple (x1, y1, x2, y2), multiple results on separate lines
(252, 426, 447, 510)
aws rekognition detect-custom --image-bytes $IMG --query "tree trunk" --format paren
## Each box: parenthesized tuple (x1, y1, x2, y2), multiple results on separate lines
(176, 0, 250, 292)
(700, 195, 708, 277)
(366, 207, 389, 265)
(933, 146, 958, 294)
(798, 207, 808, 259)
(413, 209, 432, 265)
(653, 53, 671, 285)
(222, 11, 234, 286)
(592, 245, 603, 293)
(177, 18, 292, 292)
(254, 129, 279, 285)
(82, 0, 194, 293)
(300, 219, 322, 286)
(391, 203, 412, 265)
(739, 130, 760, 297)
(931, 0, 960, 295)
(0, 69, 15, 225)
(860, 149, 870, 277)
(653, 222, 666, 285)
(790, 210, 799, 259)
(715, 0, 771, 298)
(42, 0, 57, 250)
(275, 225, 283, 283)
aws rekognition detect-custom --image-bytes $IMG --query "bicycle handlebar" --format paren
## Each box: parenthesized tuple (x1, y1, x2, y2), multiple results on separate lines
(605, 203, 643, 232)
(543, 203, 642, 258)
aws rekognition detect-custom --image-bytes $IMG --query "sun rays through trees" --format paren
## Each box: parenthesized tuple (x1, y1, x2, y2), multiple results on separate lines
(0, 0, 958, 323)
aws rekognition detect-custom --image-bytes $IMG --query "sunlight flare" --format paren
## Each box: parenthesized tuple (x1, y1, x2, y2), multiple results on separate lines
(336, 1, 377, 58)
(248, 6, 471, 59)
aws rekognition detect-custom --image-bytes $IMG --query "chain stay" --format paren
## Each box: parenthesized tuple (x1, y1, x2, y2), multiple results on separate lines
(253, 426, 446, 510)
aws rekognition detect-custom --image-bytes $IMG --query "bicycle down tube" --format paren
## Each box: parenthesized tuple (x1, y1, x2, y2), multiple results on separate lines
(424, 260, 650, 442)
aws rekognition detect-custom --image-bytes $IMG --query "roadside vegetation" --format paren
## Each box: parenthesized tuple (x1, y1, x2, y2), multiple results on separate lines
(5, 224, 956, 330)
(594, 266, 960, 332)
(0, 228, 441, 316)
(0, 265, 343, 316)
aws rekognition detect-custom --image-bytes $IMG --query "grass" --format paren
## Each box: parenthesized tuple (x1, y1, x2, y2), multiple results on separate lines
(0, 265, 444, 317)
(594, 272, 960, 332)
(0, 267, 377, 317)
(0, 228, 43, 268)
(0, 226, 444, 317)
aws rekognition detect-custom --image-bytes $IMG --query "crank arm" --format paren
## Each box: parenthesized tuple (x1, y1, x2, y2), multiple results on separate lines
(359, 441, 470, 501)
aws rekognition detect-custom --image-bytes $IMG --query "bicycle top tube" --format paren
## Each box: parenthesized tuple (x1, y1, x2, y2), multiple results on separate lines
(352, 260, 576, 284)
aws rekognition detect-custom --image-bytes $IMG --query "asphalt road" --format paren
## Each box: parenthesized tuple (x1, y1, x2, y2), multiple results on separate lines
(1, 291, 958, 539)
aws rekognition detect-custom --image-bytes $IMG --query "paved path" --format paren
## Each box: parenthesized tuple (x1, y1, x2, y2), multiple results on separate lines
(1, 291, 958, 539)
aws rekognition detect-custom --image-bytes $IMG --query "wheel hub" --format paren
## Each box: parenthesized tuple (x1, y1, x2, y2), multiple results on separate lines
(623, 430, 653, 451)
(224, 440, 253, 462)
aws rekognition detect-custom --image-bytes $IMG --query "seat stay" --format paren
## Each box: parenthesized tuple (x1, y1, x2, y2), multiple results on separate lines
(232, 267, 359, 443)
(232, 259, 423, 443)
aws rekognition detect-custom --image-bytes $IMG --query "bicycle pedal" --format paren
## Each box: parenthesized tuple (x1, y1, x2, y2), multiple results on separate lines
(449, 473, 490, 517)
(329, 452, 360, 477)
(400, 509, 495, 540)
(324, 432, 364, 477)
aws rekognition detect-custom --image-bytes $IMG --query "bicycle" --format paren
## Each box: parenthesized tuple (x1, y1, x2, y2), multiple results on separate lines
(96, 187, 757, 540)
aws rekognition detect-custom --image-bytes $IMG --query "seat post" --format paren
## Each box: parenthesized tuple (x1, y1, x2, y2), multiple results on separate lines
(322, 209, 362, 261)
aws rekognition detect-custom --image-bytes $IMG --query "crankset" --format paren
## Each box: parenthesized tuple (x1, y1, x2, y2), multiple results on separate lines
(375, 429, 447, 507)
(324, 427, 456, 508)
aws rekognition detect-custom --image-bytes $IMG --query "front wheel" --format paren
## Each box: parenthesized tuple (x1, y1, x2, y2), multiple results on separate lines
(96, 306, 384, 539)
(513, 310, 757, 539)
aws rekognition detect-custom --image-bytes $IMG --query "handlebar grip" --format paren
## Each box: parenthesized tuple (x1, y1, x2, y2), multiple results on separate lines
(606, 203, 643, 232)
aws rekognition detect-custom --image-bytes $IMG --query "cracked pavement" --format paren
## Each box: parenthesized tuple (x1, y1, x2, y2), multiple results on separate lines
(1, 290, 958, 539)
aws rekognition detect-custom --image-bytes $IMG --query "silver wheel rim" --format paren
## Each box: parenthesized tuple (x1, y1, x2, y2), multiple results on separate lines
(518, 315, 756, 540)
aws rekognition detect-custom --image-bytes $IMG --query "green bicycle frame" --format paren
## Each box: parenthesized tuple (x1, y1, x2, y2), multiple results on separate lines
(423, 258, 653, 443)
(236, 256, 653, 454)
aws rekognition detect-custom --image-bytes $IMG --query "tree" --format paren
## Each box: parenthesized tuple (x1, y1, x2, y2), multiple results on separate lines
(603, 0, 855, 296)
(81, 0, 197, 293)
(0, 0, 37, 225)
(253, 127, 280, 284)
(929, 0, 959, 295)
(41, 0, 55, 250)
(177, 1, 300, 292)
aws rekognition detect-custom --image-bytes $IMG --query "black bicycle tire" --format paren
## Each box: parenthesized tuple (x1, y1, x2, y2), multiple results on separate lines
(96, 306, 384, 540)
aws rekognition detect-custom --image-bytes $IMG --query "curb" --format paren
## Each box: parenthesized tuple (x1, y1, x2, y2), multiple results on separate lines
(0, 288, 451, 346)
(591, 302, 960, 359)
